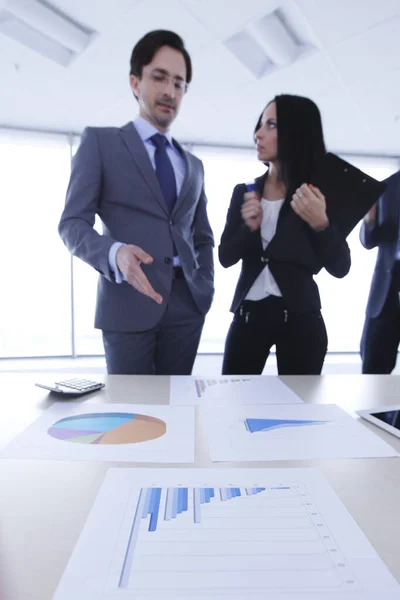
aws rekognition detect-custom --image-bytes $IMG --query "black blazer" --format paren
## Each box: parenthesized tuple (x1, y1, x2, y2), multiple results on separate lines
(219, 172, 351, 314)
(360, 170, 400, 318)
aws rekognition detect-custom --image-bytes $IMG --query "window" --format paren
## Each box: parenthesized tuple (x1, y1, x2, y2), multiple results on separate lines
(0, 130, 72, 357)
(193, 147, 266, 352)
(70, 137, 104, 355)
(73, 229, 104, 355)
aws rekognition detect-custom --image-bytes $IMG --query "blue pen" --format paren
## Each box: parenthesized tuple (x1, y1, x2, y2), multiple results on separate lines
(245, 181, 256, 192)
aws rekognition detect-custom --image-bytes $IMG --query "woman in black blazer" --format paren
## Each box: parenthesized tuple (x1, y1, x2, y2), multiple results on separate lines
(219, 94, 351, 375)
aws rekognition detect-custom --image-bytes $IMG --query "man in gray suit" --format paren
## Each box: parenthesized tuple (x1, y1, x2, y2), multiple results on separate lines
(59, 30, 214, 374)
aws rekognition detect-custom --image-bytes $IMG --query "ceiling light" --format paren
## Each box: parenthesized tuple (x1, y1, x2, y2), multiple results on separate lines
(225, 30, 275, 78)
(0, 0, 97, 66)
(246, 11, 300, 67)
(224, 7, 315, 78)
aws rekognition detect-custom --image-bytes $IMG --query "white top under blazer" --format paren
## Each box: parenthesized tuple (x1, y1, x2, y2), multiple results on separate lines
(245, 197, 285, 301)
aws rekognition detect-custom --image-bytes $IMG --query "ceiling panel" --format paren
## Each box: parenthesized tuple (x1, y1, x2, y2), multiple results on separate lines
(294, 0, 400, 46)
(328, 16, 400, 85)
(0, 0, 399, 154)
(179, 0, 281, 39)
(49, 0, 144, 31)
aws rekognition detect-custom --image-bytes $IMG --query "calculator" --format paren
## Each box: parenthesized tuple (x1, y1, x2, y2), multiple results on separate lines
(35, 378, 105, 396)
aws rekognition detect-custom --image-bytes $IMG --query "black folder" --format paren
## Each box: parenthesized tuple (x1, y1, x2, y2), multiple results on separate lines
(310, 153, 386, 238)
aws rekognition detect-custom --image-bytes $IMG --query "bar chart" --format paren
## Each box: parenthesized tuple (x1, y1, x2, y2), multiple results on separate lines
(194, 378, 250, 398)
(118, 483, 358, 593)
(54, 468, 400, 600)
(170, 376, 303, 406)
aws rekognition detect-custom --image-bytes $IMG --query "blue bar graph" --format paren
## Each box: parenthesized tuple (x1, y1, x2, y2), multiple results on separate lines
(172, 488, 179, 519)
(133, 486, 268, 534)
(148, 488, 161, 532)
(182, 488, 188, 511)
(164, 488, 173, 521)
(194, 488, 201, 524)
(120, 485, 271, 587)
(195, 378, 252, 397)
(141, 487, 152, 518)
(245, 487, 266, 495)
(177, 488, 184, 514)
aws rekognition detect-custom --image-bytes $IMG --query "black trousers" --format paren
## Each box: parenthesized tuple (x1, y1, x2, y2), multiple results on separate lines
(222, 296, 328, 375)
(361, 267, 400, 374)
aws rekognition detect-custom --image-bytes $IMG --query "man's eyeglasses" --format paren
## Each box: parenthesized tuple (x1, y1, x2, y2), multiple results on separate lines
(146, 70, 188, 94)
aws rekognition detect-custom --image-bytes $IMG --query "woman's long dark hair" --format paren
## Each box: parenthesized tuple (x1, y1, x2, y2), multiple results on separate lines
(254, 94, 326, 198)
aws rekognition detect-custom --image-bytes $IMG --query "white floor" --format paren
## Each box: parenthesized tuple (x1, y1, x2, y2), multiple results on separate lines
(0, 353, 386, 375)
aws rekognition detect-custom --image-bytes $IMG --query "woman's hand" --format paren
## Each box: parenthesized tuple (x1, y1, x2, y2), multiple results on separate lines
(291, 183, 329, 231)
(241, 191, 262, 232)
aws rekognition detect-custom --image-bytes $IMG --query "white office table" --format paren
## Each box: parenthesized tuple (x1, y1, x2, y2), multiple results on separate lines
(0, 373, 399, 600)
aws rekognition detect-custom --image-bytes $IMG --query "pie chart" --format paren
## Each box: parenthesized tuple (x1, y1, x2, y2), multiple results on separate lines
(47, 412, 166, 445)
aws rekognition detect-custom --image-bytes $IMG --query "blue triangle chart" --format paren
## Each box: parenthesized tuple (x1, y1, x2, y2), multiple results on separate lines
(245, 418, 330, 433)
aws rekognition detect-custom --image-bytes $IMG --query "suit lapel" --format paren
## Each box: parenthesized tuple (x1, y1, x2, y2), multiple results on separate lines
(254, 172, 266, 197)
(171, 139, 192, 216)
(120, 122, 168, 216)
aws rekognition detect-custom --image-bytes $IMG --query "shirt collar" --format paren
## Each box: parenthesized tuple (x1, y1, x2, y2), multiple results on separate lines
(133, 115, 173, 147)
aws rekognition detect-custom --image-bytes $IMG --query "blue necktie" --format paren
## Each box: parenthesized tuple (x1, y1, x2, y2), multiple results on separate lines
(151, 133, 177, 214)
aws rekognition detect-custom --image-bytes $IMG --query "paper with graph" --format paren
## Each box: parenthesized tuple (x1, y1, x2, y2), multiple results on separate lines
(204, 403, 398, 462)
(53, 467, 400, 600)
(170, 375, 303, 405)
(1, 403, 195, 463)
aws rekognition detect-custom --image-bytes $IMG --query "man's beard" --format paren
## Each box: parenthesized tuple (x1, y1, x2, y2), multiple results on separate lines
(153, 112, 174, 128)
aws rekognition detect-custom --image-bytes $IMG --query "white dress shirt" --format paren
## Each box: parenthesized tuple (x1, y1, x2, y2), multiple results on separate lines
(245, 197, 285, 301)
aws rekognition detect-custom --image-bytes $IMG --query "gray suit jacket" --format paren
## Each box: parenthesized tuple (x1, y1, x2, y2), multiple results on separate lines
(59, 122, 214, 331)
(360, 170, 400, 318)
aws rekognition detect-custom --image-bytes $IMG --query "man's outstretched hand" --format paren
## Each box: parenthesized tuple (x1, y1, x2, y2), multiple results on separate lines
(116, 245, 163, 304)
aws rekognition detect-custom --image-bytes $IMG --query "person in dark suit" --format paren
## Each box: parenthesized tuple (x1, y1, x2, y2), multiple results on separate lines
(219, 95, 351, 375)
(59, 30, 214, 375)
(360, 170, 400, 373)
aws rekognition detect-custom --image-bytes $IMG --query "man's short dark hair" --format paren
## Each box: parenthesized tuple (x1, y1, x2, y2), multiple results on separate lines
(130, 30, 192, 84)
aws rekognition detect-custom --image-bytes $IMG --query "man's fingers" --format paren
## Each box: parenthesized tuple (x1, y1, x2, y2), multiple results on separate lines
(118, 245, 162, 303)
(133, 268, 159, 297)
(133, 246, 153, 264)
(131, 271, 163, 304)
(122, 251, 162, 304)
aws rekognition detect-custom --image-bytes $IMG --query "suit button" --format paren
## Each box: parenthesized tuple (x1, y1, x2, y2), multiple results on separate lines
(169, 220, 174, 226)
(164, 257, 172, 265)
(261, 257, 269, 264)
